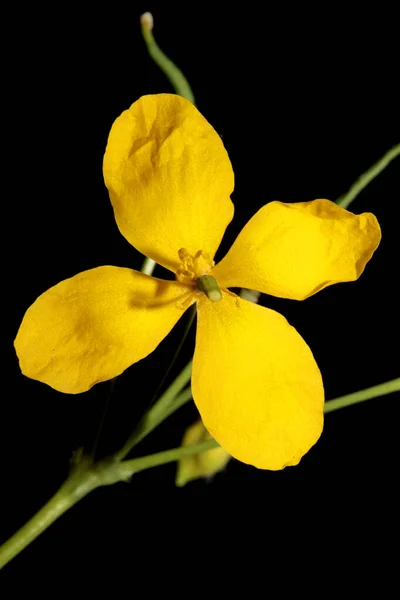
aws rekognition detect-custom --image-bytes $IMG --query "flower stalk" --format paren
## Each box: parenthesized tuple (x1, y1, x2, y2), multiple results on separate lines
(336, 143, 400, 209)
(1, 377, 398, 569)
(140, 12, 195, 103)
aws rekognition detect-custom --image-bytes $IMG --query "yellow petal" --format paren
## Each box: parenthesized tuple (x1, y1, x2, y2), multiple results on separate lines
(192, 293, 324, 470)
(15, 267, 193, 394)
(212, 199, 381, 300)
(176, 419, 231, 487)
(103, 94, 234, 272)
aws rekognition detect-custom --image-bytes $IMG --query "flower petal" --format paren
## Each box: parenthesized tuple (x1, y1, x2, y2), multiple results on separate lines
(212, 199, 381, 300)
(15, 267, 193, 394)
(103, 94, 234, 272)
(192, 293, 324, 470)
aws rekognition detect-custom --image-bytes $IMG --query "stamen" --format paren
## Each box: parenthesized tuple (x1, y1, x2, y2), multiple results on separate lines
(178, 248, 190, 261)
(176, 248, 217, 288)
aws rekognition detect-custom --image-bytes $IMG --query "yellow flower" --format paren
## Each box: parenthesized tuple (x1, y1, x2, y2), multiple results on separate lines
(14, 94, 381, 470)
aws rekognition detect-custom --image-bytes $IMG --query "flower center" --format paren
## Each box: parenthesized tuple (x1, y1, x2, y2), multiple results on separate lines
(176, 248, 222, 302)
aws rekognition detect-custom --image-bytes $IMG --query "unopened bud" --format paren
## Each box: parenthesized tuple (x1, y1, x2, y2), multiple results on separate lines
(140, 12, 154, 31)
(176, 420, 231, 487)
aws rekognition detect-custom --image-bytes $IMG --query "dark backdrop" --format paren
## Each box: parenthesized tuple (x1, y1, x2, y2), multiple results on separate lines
(2, 2, 399, 585)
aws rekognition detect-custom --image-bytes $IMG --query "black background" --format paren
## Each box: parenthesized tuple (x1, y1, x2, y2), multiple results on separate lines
(2, 2, 399, 585)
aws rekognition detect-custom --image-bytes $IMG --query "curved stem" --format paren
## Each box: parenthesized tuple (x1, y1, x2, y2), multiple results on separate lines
(336, 143, 400, 209)
(140, 12, 195, 103)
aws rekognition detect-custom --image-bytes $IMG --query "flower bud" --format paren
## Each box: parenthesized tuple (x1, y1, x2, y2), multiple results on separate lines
(176, 420, 231, 487)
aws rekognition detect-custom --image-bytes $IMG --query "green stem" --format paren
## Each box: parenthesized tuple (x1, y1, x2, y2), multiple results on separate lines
(1, 378, 397, 568)
(140, 12, 195, 103)
(324, 377, 399, 413)
(114, 361, 193, 461)
(119, 387, 193, 454)
(147, 305, 196, 414)
(119, 439, 217, 478)
(0, 456, 123, 570)
(336, 143, 400, 209)
(122, 376, 400, 469)
(119, 376, 400, 464)
(0, 487, 85, 570)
